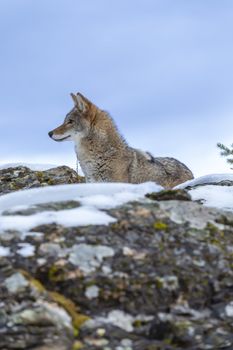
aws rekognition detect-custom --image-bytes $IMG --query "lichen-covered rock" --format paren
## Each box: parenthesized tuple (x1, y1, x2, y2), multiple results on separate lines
(1, 167, 233, 349)
(146, 189, 191, 201)
(1, 196, 233, 348)
(0, 259, 74, 350)
(0, 166, 84, 195)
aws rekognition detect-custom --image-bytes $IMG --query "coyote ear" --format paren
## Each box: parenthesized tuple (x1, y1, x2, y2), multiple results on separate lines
(70, 92, 88, 112)
(76, 93, 87, 112)
(70, 93, 78, 105)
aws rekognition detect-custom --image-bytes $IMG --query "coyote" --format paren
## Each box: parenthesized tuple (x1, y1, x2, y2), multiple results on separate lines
(48, 93, 193, 187)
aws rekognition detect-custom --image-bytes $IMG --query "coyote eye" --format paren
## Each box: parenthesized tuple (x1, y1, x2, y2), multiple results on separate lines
(67, 120, 74, 124)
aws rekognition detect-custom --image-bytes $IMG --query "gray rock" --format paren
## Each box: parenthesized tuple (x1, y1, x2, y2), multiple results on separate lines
(0, 260, 74, 349)
(69, 243, 115, 274)
(0, 165, 84, 195)
(1, 166, 233, 349)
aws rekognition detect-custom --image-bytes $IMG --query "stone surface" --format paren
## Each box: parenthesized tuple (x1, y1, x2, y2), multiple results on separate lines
(0, 166, 233, 349)
(146, 189, 192, 201)
(0, 165, 84, 195)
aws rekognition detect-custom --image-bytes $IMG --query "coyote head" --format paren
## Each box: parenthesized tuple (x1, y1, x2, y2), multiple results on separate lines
(48, 93, 96, 142)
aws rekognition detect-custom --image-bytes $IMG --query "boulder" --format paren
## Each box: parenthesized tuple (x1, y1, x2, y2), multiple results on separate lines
(0, 166, 233, 349)
(0, 166, 84, 195)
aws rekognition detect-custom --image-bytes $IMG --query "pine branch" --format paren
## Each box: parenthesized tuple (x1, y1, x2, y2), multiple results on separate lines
(217, 142, 233, 170)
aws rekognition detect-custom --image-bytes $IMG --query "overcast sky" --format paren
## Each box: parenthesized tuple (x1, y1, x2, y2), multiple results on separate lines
(1, 0, 233, 176)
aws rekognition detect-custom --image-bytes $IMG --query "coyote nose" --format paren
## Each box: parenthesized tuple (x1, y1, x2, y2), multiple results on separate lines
(48, 131, 53, 138)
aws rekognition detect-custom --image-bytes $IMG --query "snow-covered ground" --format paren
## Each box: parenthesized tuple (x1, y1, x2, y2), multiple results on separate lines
(0, 182, 162, 232)
(175, 173, 233, 189)
(190, 185, 233, 212)
(176, 173, 233, 212)
(0, 168, 233, 240)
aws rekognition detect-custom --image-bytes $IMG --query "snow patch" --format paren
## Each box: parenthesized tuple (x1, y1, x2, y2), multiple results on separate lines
(190, 185, 233, 211)
(176, 173, 233, 189)
(17, 243, 35, 257)
(0, 182, 161, 232)
(225, 302, 233, 317)
(0, 207, 115, 232)
(0, 246, 11, 257)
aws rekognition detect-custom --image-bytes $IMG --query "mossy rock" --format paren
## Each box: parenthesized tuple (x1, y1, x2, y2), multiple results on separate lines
(49, 291, 89, 332)
(146, 189, 191, 201)
(153, 221, 168, 231)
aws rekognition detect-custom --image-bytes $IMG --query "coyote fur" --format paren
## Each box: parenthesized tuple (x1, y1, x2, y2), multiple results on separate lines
(48, 93, 193, 187)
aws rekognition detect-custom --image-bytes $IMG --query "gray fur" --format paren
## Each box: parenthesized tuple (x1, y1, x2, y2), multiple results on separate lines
(49, 93, 193, 188)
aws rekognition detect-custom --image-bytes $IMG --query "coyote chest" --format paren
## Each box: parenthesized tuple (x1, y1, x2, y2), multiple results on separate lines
(75, 142, 108, 182)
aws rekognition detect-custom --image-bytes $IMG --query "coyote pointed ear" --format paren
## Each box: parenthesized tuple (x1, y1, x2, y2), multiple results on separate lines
(70, 93, 78, 105)
(70, 92, 88, 113)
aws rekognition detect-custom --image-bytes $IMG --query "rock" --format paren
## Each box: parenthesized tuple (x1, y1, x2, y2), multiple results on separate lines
(146, 189, 191, 201)
(0, 259, 74, 350)
(1, 166, 233, 349)
(0, 166, 84, 195)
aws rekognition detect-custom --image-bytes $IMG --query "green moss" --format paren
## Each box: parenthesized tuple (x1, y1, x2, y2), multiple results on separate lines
(19, 270, 45, 292)
(48, 264, 66, 282)
(47, 179, 55, 185)
(49, 291, 89, 333)
(36, 171, 44, 180)
(163, 338, 173, 345)
(72, 341, 84, 350)
(155, 277, 164, 289)
(146, 189, 191, 202)
(216, 215, 233, 227)
(133, 319, 142, 328)
(206, 222, 219, 235)
(153, 221, 168, 231)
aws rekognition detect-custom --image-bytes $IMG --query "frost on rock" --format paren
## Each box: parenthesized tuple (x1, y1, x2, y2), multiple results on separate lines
(69, 244, 114, 274)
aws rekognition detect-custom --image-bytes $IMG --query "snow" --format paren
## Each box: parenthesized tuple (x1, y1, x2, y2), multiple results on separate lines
(175, 173, 233, 189)
(0, 182, 161, 213)
(17, 243, 36, 257)
(1, 171, 233, 237)
(225, 302, 233, 317)
(189, 185, 233, 212)
(85, 285, 100, 299)
(175, 173, 233, 212)
(0, 206, 116, 232)
(0, 163, 58, 171)
(0, 246, 11, 257)
(0, 182, 162, 233)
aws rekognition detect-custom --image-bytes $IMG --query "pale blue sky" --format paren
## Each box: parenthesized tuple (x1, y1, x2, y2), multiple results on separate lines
(1, 0, 233, 175)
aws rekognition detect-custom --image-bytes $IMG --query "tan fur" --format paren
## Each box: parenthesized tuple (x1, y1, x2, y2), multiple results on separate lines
(49, 93, 193, 188)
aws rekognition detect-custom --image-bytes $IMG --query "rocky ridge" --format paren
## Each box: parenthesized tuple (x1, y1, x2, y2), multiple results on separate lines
(0, 166, 233, 350)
